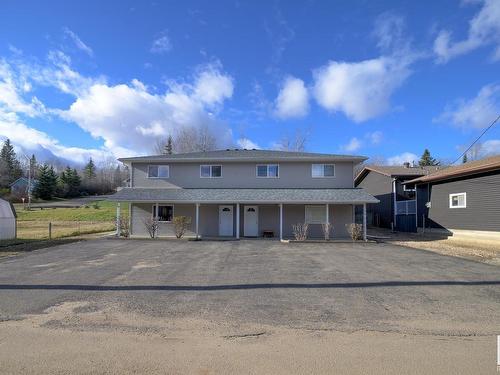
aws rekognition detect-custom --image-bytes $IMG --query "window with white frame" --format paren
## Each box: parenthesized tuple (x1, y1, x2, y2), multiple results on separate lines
(153, 205, 173, 222)
(403, 183, 416, 192)
(311, 164, 335, 177)
(449, 193, 466, 208)
(256, 164, 279, 178)
(200, 165, 222, 178)
(305, 205, 327, 224)
(148, 165, 169, 178)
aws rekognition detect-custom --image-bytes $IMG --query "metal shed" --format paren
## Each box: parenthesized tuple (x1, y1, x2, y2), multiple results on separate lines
(0, 198, 16, 240)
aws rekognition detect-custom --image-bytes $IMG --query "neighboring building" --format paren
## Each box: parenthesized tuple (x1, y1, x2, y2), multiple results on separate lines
(354, 163, 440, 232)
(0, 198, 16, 240)
(109, 149, 378, 240)
(10, 177, 38, 198)
(406, 155, 500, 237)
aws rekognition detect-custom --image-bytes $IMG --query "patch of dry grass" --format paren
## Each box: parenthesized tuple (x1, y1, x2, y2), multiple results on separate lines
(16, 221, 115, 240)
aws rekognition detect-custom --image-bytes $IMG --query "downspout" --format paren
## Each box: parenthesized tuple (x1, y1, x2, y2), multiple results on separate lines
(392, 178, 397, 230)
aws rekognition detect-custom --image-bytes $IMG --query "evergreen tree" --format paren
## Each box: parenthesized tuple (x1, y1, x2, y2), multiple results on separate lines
(83, 157, 97, 180)
(418, 149, 440, 167)
(0, 138, 23, 187)
(60, 166, 81, 197)
(33, 164, 58, 200)
(164, 135, 173, 155)
(462, 153, 468, 164)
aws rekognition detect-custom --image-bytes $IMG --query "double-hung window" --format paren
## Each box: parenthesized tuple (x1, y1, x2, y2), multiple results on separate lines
(148, 165, 169, 178)
(256, 164, 279, 178)
(449, 193, 466, 208)
(153, 205, 173, 222)
(200, 165, 222, 178)
(312, 164, 335, 178)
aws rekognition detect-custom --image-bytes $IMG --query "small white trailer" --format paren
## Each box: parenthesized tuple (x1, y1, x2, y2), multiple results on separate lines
(0, 198, 16, 240)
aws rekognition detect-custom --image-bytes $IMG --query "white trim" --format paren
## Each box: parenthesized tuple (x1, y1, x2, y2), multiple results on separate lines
(311, 164, 335, 178)
(200, 165, 223, 178)
(236, 203, 240, 239)
(152, 204, 174, 222)
(279, 203, 283, 241)
(449, 192, 466, 209)
(255, 164, 279, 178)
(147, 165, 169, 179)
(195, 203, 200, 239)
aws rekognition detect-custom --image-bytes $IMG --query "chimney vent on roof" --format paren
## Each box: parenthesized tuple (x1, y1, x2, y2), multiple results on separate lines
(403, 162, 410, 168)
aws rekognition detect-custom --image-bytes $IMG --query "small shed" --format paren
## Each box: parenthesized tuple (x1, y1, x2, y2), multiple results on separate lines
(0, 198, 16, 240)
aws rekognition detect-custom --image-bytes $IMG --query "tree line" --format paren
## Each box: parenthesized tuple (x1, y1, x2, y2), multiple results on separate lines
(0, 139, 128, 201)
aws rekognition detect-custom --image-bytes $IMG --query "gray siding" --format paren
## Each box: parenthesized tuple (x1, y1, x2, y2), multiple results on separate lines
(131, 202, 353, 239)
(132, 161, 354, 189)
(355, 171, 393, 228)
(427, 171, 500, 232)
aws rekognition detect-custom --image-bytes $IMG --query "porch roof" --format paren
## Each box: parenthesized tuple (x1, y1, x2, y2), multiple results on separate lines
(108, 188, 379, 204)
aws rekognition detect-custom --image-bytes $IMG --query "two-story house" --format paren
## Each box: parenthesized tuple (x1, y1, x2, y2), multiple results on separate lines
(109, 149, 378, 240)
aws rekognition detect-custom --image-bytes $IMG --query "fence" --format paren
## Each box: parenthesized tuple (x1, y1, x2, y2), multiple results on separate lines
(16, 220, 115, 240)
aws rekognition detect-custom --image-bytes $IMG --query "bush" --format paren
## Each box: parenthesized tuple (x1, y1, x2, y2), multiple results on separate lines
(92, 202, 100, 209)
(173, 216, 192, 238)
(346, 223, 363, 241)
(143, 218, 159, 238)
(118, 215, 130, 238)
(292, 223, 308, 241)
(322, 223, 332, 240)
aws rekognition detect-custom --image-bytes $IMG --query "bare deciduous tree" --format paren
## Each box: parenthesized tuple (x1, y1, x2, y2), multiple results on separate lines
(143, 217, 159, 238)
(274, 128, 310, 152)
(322, 223, 332, 241)
(346, 223, 363, 241)
(173, 216, 191, 238)
(292, 223, 308, 241)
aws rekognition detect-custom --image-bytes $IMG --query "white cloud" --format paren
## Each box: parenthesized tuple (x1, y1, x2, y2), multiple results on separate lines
(373, 12, 406, 52)
(61, 64, 234, 157)
(63, 27, 94, 57)
(387, 152, 418, 166)
(366, 131, 383, 145)
(0, 61, 45, 116)
(0, 50, 234, 162)
(435, 84, 500, 129)
(274, 76, 309, 119)
(237, 138, 260, 149)
(313, 57, 412, 122)
(433, 0, 500, 63)
(193, 65, 234, 107)
(0, 110, 109, 164)
(481, 139, 500, 155)
(341, 137, 362, 152)
(150, 34, 172, 54)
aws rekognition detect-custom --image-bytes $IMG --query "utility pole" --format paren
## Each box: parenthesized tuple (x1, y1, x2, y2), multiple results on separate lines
(23, 155, 32, 210)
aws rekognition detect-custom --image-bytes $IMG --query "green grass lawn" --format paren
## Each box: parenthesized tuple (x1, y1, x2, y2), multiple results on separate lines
(15, 200, 128, 221)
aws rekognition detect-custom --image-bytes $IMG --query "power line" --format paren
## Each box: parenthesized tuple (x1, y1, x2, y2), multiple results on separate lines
(451, 114, 500, 165)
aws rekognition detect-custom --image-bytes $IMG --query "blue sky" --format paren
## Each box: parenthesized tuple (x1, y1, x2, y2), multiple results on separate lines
(0, 0, 499, 165)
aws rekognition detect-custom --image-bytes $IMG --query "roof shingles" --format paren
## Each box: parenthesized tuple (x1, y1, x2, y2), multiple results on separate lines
(109, 188, 379, 204)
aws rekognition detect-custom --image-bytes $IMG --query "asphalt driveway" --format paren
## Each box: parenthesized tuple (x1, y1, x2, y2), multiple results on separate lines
(0, 238, 498, 335)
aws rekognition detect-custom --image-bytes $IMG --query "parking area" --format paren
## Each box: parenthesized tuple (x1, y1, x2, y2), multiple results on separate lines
(0, 239, 499, 373)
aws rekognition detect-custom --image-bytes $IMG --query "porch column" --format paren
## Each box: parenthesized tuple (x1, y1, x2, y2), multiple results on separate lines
(236, 203, 240, 239)
(195, 203, 200, 239)
(115, 202, 121, 237)
(363, 203, 367, 242)
(279, 203, 283, 241)
(326, 203, 329, 224)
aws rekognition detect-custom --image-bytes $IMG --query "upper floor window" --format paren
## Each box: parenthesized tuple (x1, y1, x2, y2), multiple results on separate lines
(312, 164, 335, 178)
(200, 165, 222, 178)
(449, 192, 466, 208)
(148, 165, 169, 178)
(256, 164, 279, 178)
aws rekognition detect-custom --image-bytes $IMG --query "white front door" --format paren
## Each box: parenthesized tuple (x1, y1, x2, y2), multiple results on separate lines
(219, 205, 234, 236)
(244, 205, 259, 237)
